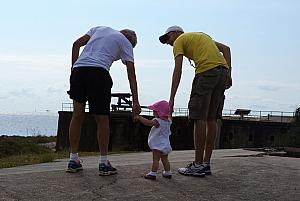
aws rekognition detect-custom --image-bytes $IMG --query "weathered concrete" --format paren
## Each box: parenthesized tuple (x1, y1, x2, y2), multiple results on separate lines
(1, 149, 299, 201)
(56, 111, 292, 152)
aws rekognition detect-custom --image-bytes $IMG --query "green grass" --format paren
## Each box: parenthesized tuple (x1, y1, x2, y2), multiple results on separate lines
(0, 135, 137, 169)
(0, 136, 63, 168)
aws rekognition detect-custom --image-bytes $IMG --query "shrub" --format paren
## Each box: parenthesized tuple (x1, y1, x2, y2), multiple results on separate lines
(284, 107, 300, 147)
(0, 136, 52, 158)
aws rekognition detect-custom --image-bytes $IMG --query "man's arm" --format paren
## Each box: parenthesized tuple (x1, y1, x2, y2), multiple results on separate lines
(169, 54, 183, 114)
(215, 41, 231, 67)
(124, 61, 141, 116)
(71, 34, 90, 67)
(215, 41, 232, 89)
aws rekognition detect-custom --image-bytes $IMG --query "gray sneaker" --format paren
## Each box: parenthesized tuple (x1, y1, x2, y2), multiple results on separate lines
(66, 160, 83, 173)
(178, 162, 205, 177)
(99, 161, 117, 176)
(203, 164, 211, 175)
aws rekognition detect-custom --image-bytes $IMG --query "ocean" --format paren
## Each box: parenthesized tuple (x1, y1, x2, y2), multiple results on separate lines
(0, 114, 58, 136)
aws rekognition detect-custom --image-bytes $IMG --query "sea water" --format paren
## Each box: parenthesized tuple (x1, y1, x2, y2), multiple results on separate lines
(0, 114, 58, 136)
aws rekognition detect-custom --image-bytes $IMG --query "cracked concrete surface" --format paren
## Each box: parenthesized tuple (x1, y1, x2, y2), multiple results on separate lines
(1, 149, 299, 201)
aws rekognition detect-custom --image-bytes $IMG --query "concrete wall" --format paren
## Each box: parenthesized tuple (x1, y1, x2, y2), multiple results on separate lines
(219, 119, 290, 149)
(56, 111, 291, 152)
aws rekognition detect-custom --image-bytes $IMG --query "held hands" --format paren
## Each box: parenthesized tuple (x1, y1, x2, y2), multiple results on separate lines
(134, 115, 140, 123)
(168, 98, 174, 115)
(132, 102, 141, 123)
(132, 102, 141, 117)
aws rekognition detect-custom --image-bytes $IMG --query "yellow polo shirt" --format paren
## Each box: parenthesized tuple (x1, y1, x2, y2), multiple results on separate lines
(173, 32, 229, 74)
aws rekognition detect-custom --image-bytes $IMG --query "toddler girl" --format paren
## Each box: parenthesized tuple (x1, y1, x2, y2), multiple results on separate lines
(135, 100, 172, 180)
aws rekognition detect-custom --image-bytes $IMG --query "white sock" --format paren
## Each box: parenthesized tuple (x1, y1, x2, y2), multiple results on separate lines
(148, 171, 157, 176)
(100, 155, 108, 165)
(70, 153, 79, 161)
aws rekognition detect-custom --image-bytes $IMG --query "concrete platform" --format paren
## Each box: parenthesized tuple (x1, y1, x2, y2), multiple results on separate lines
(0, 149, 299, 201)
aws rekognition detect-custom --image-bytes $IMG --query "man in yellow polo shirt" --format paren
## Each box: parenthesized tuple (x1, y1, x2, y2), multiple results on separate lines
(159, 26, 232, 177)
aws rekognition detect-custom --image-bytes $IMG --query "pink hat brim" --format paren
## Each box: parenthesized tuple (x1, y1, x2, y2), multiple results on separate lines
(147, 105, 156, 111)
(148, 105, 169, 119)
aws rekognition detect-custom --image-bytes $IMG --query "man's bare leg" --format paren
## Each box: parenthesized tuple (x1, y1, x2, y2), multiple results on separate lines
(94, 115, 110, 156)
(69, 100, 85, 153)
(204, 120, 217, 163)
(194, 119, 206, 164)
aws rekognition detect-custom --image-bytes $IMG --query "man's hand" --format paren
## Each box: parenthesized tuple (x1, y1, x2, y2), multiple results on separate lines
(168, 98, 174, 115)
(132, 102, 141, 119)
(225, 75, 232, 89)
(125, 61, 141, 119)
(168, 55, 183, 116)
(134, 115, 140, 122)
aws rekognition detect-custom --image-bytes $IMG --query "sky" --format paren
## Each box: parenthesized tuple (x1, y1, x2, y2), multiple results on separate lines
(0, 0, 299, 115)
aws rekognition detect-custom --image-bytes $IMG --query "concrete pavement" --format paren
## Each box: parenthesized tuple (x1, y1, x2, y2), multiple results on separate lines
(1, 149, 299, 201)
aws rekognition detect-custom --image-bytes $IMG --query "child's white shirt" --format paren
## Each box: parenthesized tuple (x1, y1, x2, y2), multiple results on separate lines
(148, 118, 172, 154)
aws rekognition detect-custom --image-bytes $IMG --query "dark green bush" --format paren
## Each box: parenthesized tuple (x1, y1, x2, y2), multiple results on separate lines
(26, 135, 56, 144)
(285, 107, 300, 147)
(0, 136, 53, 158)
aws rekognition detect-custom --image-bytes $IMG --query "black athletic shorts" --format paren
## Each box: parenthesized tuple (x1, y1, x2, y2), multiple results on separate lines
(68, 67, 113, 115)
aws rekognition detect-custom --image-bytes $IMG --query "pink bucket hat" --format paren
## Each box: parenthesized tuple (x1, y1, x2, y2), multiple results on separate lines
(147, 100, 169, 120)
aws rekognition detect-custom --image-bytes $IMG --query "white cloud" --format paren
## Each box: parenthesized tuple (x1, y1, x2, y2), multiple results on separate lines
(225, 79, 300, 112)
(0, 52, 299, 114)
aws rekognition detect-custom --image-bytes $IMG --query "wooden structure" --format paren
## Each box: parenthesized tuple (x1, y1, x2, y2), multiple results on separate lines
(111, 93, 132, 111)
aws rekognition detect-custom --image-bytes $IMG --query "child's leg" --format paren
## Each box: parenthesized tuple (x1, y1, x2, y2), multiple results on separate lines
(161, 154, 172, 178)
(151, 149, 161, 172)
(161, 154, 170, 171)
(144, 150, 161, 180)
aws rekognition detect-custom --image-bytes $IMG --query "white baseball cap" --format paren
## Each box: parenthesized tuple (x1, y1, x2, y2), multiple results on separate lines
(159, 25, 184, 44)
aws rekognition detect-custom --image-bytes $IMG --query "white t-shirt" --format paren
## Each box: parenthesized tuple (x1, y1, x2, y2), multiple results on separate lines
(148, 118, 172, 155)
(73, 26, 134, 71)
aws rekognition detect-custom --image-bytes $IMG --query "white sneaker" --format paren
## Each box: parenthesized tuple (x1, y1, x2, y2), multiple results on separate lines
(162, 171, 172, 179)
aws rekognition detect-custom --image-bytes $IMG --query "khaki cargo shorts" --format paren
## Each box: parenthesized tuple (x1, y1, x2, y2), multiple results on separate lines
(188, 66, 229, 120)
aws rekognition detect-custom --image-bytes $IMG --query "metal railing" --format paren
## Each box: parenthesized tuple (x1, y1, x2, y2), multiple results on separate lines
(223, 109, 295, 123)
(140, 107, 189, 117)
(61, 102, 188, 116)
(62, 103, 90, 112)
(61, 103, 295, 123)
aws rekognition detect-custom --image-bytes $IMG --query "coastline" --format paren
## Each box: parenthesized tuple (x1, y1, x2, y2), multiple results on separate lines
(0, 114, 58, 136)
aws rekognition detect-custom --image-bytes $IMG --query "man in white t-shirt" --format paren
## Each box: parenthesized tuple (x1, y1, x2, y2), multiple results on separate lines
(66, 26, 141, 176)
